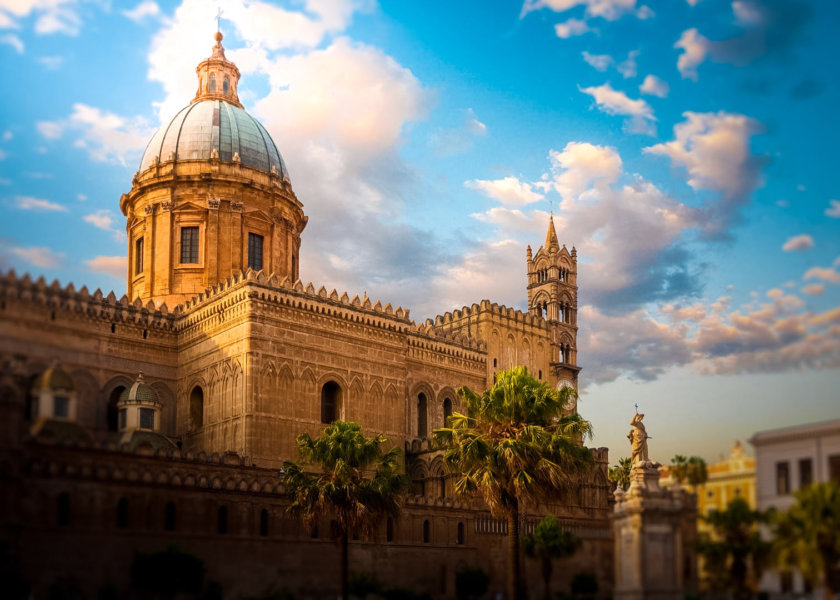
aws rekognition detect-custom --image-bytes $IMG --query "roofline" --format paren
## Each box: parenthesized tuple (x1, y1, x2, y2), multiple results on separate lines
(749, 418, 840, 447)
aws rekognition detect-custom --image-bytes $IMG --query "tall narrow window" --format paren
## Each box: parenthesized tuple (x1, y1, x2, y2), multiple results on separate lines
(321, 381, 340, 424)
(248, 233, 264, 271)
(386, 518, 394, 542)
(776, 461, 790, 495)
(217, 506, 228, 534)
(164, 502, 176, 531)
(107, 386, 125, 432)
(180, 227, 199, 263)
(54, 396, 69, 418)
(456, 522, 464, 545)
(189, 386, 204, 429)
(139, 408, 155, 430)
(799, 458, 813, 488)
(417, 393, 427, 438)
(134, 237, 144, 275)
(443, 398, 452, 425)
(259, 509, 269, 537)
(209, 73, 216, 92)
(57, 493, 70, 526)
(223, 76, 230, 94)
(116, 498, 128, 529)
(423, 520, 430, 543)
(119, 409, 127, 430)
(291, 254, 297, 279)
(829, 455, 840, 483)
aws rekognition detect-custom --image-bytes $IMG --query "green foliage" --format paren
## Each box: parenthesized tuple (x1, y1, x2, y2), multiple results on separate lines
(130, 544, 206, 599)
(283, 421, 408, 600)
(522, 515, 581, 600)
(433, 367, 593, 600)
(685, 456, 708, 489)
(670, 455, 688, 484)
(608, 457, 632, 490)
(570, 572, 598, 595)
(455, 566, 489, 600)
(697, 497, 772, 597)
(774, 481, 840, 598)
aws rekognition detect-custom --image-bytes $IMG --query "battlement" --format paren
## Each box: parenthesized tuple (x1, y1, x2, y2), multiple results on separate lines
(431, 299, 546, 329)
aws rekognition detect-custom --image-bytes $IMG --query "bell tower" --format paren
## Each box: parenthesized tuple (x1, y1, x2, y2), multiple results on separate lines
(527, 216, 580, 399)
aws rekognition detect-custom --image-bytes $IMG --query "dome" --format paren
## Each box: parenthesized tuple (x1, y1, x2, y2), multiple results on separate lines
(138, 99, 289, 181)
(119, 373, 161, 406)
(31, 363, 75, 393)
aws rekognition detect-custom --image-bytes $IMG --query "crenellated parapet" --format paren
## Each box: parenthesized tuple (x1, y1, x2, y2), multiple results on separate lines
(430, 299, 548, 331)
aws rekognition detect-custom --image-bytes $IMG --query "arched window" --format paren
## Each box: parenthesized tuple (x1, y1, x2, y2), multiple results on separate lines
(259, 508, 269, 537)
(57, 493, 70, 526)
(164, 501, 176, 531)
(116, 498, 128, 529)
(223, 76, 230, 94)
(456, 522, 465, 545)
(217, 506, 228, 534)
(386, 517, 394, 542)
(423, 519, 430, 543)
(417, 393, 427, 438)
(443, 398, 452, 425)
(189, 386, 204, 428)
(209, 73, 216, 92)
(321, 381, 341, 424)
(107, 386, 125, 432)
(439, 476, 446, 499)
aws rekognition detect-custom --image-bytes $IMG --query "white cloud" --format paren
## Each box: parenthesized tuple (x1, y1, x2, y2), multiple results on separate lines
(801, 284, 824, 296)
(76, 193, 87, 201)
(555, 18, 593, 38)
(465, 176, 545, 206)
(639, 74, 669, 97)
(675, 28, 708, 81)
(0, 0, 85, 35)
(14, 196, 68, 212)
(37, 55, 63, 69)
(579, 82, 656, 134)
(0, 149, 6, 160)
(84, 256, 127, 279)
(9, 246, 64, 268)
(0, 33, 23, 52)
(645, 111, 765, 233)
(732, 0, 764, 26)
(2, 130, 11, 141)
(617, 49, 639, 78)
(84, 210, 125, 241)
(582, 51, 613, 71)
(825, 199, 840, 218)
(36, 121, 64, 139)
(804, 266, 840, 285)
(123, 1, 160, 23)
(781, 234, 813, 252)
(428, 108, 487, 156)
(523, 0, 640, 21)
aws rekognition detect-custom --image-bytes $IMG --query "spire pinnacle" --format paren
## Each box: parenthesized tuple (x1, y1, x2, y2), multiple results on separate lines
(545, 214, 559, 250)
(191, 28, 243, 108)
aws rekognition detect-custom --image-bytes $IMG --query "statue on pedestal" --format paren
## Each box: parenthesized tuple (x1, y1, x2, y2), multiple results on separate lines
(628, 412, 649, 465)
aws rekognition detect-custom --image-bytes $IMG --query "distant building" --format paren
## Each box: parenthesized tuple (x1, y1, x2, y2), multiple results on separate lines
(750, 419, 840, 597)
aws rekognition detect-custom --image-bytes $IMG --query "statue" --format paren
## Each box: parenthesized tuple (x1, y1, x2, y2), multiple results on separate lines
(628, 412, 650, 465)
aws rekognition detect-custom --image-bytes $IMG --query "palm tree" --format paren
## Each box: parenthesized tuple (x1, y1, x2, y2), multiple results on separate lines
(685, 455, 708, 492)
(522, 514, 581, 600)
(282, 421, 408, 600)
(669, 454, 688, 484)
(608, 457, 632, 490)
(433, 366, 593, 600)
(697, 497, 772, 598)
(774, 481, 840, 600)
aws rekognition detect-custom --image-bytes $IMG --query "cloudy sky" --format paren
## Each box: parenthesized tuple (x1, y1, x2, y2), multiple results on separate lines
(1, 0, 838, 464)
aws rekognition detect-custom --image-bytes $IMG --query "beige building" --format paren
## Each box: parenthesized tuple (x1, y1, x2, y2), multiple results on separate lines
(0, 31, 614, 599)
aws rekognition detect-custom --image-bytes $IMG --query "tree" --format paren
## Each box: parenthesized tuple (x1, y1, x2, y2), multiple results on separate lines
(522, 514, 581, 600)
(669, 454, 688, 484)
(608, 457, 632, 490)
(774, 481, 840, 600)
(433, 367, 593, 600)
(697, 497, 772, 598)
(282, 421, 408, 600)
(685, 456, 708, 492)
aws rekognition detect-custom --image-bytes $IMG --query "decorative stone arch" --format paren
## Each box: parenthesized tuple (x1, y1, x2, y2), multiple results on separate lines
(521, 337, 532, 372)
(101, 374, 134, 432)
(66, 367, 98, 429)
(150, 381, 176, 435)
(368, 380, 384, 431)
(490, 329, 501, 370)
(408, 458, 429, 496)
(348, 377, 365, 422)
(186, 376, 207, 431)
(504, 333, 517, 369)
(383, 383, 400, 433)
(410, 382, 435, 439)
(317, 372, 347, 424)
(429, 456, 448, 499)
(437, 387, 457, 428)
(256, 361, 277, 414)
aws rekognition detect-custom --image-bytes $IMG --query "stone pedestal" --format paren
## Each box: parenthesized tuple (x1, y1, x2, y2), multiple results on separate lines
(613, 461, 697, 600)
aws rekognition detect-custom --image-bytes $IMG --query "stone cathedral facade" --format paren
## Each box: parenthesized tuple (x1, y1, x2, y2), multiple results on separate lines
(0, 33, 615, 599)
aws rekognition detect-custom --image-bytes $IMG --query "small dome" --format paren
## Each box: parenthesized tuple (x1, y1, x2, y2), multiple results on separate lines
(119, 373, 161, 406)
(31, 363, 75, 393)
(139, 100, 289, 181)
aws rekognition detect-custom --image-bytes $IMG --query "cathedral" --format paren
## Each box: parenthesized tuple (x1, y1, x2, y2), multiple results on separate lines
(0, 31, 615, 599)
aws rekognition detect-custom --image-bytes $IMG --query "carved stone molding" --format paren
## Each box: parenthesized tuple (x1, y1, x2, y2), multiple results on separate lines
(231, 201, 243, 212)
(208, 199, 220, 210)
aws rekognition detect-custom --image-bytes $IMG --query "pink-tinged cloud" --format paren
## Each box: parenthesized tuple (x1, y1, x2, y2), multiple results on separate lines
(826, 199, 840, 218)
(9, 246, 65, 269)
(804, 266, 840, 284)
(782, 234, 813, 251)
(84, 256, 127, 279)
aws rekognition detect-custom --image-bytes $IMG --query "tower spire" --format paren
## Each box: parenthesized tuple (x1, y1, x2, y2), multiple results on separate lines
(545, 214, 559, 250)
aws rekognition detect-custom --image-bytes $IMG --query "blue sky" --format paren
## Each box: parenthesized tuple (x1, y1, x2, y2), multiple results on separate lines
(1, 0, 838, 464)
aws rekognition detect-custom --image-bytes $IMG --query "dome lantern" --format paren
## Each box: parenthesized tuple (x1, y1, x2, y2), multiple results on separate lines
(192, 30, 242, 108)
(30, 360, 78, 421)
(117, 372, 162, 432)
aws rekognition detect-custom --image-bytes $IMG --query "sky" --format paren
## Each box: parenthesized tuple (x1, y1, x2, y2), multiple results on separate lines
(0, 0, 838, 466)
